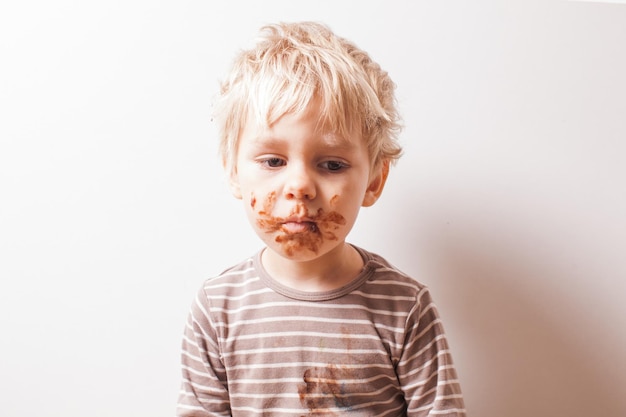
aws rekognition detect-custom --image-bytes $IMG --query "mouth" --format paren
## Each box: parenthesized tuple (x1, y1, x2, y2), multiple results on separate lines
(280, 220, 319, 234)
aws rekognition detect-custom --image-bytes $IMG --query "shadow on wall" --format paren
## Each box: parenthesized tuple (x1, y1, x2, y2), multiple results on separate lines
(409, 209, 626, 417)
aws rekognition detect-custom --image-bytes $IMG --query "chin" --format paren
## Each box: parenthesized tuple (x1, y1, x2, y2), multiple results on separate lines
(269, 238, 344, 261)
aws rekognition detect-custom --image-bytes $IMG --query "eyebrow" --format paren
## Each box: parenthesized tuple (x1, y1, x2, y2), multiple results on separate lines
(319, 132, 357, 149)
(250, 133, 357, 151)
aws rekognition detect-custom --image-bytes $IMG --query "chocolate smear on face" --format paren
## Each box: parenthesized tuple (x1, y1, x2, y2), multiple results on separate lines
(329, 194, 339, 208)
(255, 192, 346, 256)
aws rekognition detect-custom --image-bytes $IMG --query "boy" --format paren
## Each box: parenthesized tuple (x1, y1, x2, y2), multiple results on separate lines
(177, 21, 466, 416)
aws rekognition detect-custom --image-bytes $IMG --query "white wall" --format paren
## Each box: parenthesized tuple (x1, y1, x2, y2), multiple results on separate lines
(1, 1, 625, 416)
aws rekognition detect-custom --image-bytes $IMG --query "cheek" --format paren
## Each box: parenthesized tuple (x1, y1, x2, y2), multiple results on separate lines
(250, 192, 281, 233)
(329, 191, 361, 219)
(243, 192, 261, 227)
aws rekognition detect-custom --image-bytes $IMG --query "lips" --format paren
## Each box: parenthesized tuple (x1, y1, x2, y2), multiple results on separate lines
(281, 220, 318, 234)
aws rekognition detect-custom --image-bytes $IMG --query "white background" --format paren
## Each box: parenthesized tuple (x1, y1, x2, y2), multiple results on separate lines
(1, 1, 625, 416)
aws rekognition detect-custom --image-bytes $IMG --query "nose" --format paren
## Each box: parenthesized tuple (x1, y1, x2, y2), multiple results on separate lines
(283, 163, 316, 200)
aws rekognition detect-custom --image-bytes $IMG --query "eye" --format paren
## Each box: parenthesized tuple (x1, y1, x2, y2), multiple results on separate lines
(320, 160, 349, 172)
(260, 157, 285, 168)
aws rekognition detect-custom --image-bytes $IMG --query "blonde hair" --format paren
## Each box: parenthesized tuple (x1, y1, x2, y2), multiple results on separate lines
(214, 21, 403, 174)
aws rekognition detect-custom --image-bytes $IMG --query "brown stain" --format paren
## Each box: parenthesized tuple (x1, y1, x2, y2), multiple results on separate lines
(297, 365, 352, 415)
(329, 194, 339, 208)
(340, 326, 352, 351)
(250, 193, 256, 209)
(259, 191, 276, 216)
(254, 192, 346, 257)
(298, 328, 364, 415)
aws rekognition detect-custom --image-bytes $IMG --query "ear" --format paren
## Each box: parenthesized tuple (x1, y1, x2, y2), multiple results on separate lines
(228, 167, 243, 200)
(362, 159, 390, 207)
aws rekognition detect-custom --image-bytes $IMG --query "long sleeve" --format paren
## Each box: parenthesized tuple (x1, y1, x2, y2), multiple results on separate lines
(398, 287, 466, 416)
(176, 288, 231, 417)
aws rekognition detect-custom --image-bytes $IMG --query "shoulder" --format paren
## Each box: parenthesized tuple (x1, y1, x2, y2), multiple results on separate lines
(194, 253, 265, 303)
(204, 254, 256, 285)
(355, 246, 439, 308)
(358, 247, 426, 288)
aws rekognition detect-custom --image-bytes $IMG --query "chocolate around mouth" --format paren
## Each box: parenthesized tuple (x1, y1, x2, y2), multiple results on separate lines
(280, 221, 319, 234)
(254, 192, 347, 255)
(257, 210, 345, 256)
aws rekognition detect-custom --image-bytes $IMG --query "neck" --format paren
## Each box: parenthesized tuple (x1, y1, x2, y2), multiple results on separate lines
(261, 243, 364, 292)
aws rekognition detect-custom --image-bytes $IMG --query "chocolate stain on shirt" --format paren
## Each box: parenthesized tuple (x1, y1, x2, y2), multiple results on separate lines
(298, 365, 353, 415)
(298, 327, 364, 415)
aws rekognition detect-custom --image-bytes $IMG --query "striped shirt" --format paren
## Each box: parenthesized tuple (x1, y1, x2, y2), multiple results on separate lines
(177, 246, 466, 416)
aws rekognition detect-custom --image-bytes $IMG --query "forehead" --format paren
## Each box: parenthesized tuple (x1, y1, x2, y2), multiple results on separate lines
(240, 105, 362, 150)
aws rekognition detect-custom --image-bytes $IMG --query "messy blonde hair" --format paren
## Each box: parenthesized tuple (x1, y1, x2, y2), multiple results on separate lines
(214, 21, 403, 175)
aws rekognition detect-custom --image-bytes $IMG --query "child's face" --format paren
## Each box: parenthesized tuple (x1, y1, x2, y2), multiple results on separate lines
(229, 105, 388, 263)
